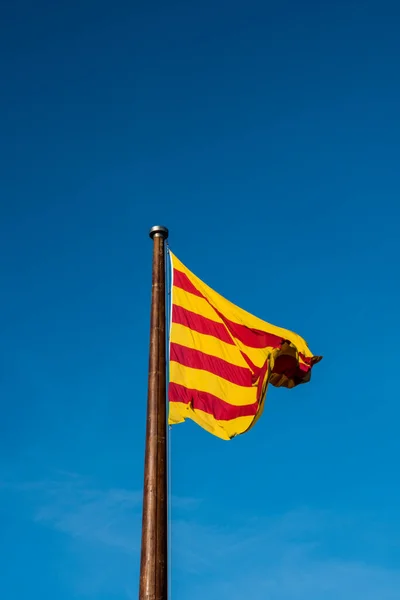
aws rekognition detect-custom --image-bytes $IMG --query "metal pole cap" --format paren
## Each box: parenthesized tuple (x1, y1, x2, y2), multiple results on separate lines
(149, 225, 169, 240)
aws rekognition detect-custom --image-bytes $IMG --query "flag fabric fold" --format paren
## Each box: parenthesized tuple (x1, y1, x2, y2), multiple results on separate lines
(168, 252, 321, 440)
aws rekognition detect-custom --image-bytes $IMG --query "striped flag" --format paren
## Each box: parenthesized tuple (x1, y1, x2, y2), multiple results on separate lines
(168, 253, 321, 440)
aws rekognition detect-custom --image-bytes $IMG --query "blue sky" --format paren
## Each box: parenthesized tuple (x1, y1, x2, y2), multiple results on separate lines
(1, 0, 400, 597)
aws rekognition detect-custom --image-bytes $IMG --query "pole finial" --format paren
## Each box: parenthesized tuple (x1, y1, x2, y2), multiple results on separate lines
(149, 225, 169, 240)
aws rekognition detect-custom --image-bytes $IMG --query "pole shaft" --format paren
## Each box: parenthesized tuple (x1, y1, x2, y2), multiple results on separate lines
(139, 228, 168, 600)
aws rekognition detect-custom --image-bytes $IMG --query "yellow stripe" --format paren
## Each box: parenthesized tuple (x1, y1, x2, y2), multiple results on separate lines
(169, 362, 256, 407)
(173, 285, 221, 323)
(168, 401, 255, 440)
(170, 323, 247, 369)
(171, 252, 313, 359)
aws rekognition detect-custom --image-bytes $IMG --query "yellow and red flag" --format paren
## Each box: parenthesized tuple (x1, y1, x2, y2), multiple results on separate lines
(168, 253, 321, 440)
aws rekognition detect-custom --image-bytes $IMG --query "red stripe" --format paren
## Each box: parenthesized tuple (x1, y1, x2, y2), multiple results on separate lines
(216, 310, 283, 349)
(169, 382, 259, 421)
(173, 269, 204, 298)
(298, 362, 310, 373)
(240, 352, 258, 372)
(172, 305, 234, 345)
(170, 343, 252, 387)
(299, 353, 312, 365)
(240, 351, 262, 379)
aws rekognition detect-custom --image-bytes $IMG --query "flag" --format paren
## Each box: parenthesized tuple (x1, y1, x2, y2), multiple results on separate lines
(168, 252, 321, 440)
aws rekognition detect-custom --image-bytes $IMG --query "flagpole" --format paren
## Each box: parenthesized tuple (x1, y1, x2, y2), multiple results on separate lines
(139, 225, 169, 600)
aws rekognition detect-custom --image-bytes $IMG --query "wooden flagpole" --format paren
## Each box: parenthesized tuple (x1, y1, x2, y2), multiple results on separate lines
(139, 225, 169, 600)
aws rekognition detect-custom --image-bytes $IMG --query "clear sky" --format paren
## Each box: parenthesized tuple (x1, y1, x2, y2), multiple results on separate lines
(1, 1, 400, 598)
